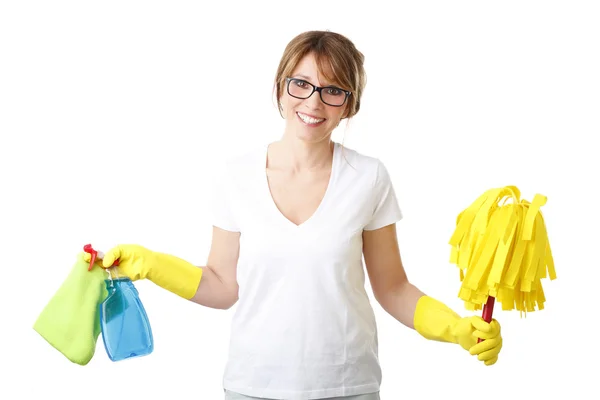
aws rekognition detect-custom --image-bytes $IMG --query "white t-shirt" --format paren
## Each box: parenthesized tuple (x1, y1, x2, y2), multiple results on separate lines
(211, 141, 403, 400)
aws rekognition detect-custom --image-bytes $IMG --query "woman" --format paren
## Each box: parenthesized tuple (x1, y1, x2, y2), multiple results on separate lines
(88, 31, 502, 400)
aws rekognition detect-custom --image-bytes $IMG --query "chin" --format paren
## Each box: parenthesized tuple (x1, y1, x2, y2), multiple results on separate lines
(290, 120, 333, 143)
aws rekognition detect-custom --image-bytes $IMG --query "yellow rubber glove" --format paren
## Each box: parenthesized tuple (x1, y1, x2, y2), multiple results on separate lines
(413, 295, 502, 366)
(84, 244, 202, 300)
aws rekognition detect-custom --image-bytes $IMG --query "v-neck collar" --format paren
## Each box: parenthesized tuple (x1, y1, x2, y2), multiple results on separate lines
(263, 141, 339, 230)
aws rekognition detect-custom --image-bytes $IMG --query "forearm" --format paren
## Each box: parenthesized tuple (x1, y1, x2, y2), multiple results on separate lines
(144, 251, 237, 309)
(189, 265, 238, 310)
(377, 281, 426, 329)
(378, 282, 466, 344)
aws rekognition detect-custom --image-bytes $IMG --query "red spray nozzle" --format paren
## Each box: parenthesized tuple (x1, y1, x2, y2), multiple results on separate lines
(83, 244, 97, 271)
(83, 243, 120, 271)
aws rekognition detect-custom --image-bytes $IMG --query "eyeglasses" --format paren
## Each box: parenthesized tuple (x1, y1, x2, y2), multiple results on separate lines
(285, 77, 351, 107)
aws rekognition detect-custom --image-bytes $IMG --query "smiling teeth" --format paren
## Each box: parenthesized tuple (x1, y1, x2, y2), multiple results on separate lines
(298, 113, 324, 124)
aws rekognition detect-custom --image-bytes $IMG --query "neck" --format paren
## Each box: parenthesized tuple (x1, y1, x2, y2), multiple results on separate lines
(268, 134, 334, 172)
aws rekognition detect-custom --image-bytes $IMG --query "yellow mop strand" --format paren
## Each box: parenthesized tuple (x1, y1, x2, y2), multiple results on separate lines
(448, 186, 556, 317)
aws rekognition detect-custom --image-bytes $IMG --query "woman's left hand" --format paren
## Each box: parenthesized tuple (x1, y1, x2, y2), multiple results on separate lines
(453, 316, 503, 366)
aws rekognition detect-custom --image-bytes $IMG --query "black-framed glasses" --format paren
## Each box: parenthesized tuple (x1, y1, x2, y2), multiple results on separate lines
(285, 77, 351, 107)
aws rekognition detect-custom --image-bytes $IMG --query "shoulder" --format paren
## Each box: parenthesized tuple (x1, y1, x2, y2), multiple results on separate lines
(215, 145, 266, 181)
(336, 143, 393, 188)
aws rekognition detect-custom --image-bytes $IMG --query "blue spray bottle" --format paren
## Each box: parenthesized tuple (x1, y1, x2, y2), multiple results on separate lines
(84, 244, 154, 362)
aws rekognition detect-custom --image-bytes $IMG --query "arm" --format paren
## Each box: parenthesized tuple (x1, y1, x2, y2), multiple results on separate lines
(362, 223, 424, 328)
(363, 223, 503, 365)
(190, 226, 240, 309)
(92, 226, 240, 310)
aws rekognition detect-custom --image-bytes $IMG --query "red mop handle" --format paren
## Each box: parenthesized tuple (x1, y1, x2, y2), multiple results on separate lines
(478, 296, 495, 343)
(481, 296, 495, 322)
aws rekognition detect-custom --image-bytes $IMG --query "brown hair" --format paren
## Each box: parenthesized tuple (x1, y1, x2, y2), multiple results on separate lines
(274, 31, 366, 120)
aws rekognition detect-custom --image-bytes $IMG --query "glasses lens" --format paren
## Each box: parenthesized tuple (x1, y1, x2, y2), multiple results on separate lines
(288, 79, 313, 99)
(321, 87, 346, 106)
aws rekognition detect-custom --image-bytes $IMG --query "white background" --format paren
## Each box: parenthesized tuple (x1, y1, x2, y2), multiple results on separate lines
(1, 1, 598, 399)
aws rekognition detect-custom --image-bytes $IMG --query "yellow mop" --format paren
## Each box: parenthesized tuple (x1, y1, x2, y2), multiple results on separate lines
(448, 186, 556, 330)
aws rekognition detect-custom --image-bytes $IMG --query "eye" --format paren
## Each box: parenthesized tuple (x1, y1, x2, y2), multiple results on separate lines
(326, 88, 342, 96)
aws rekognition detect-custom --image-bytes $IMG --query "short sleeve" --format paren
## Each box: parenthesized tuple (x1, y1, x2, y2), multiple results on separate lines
(364, 160, 403, 231)
(210, 165, 240, 232)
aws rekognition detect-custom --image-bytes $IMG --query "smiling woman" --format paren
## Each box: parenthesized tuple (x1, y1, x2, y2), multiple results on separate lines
(90, 30, 503, 400)
(274, 30, 365, 130)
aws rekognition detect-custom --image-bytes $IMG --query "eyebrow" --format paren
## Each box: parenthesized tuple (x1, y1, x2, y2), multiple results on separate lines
(293, 74, 337, 87)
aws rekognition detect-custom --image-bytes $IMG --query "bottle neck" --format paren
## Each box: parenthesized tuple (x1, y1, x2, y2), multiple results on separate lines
(104, 277, 132, 291)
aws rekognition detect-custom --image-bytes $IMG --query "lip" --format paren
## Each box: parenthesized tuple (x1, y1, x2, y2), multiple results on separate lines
(296, 112, 326, 127)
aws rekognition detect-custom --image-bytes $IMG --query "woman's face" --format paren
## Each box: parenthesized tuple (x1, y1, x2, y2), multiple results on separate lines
(279, 53, 349, 144)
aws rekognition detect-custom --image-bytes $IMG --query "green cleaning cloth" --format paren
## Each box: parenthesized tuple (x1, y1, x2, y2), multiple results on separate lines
(34, 252, 108, 365)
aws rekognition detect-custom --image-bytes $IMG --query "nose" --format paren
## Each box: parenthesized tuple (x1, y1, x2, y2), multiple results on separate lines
(304, 89, 324, 110)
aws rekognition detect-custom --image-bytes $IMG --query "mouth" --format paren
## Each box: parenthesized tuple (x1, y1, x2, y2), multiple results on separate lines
(296, 112, 326, 127)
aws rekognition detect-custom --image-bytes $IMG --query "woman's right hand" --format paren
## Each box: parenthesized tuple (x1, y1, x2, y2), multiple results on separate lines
(85, 243, 203, 299)
(83, 244, 156, 282)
